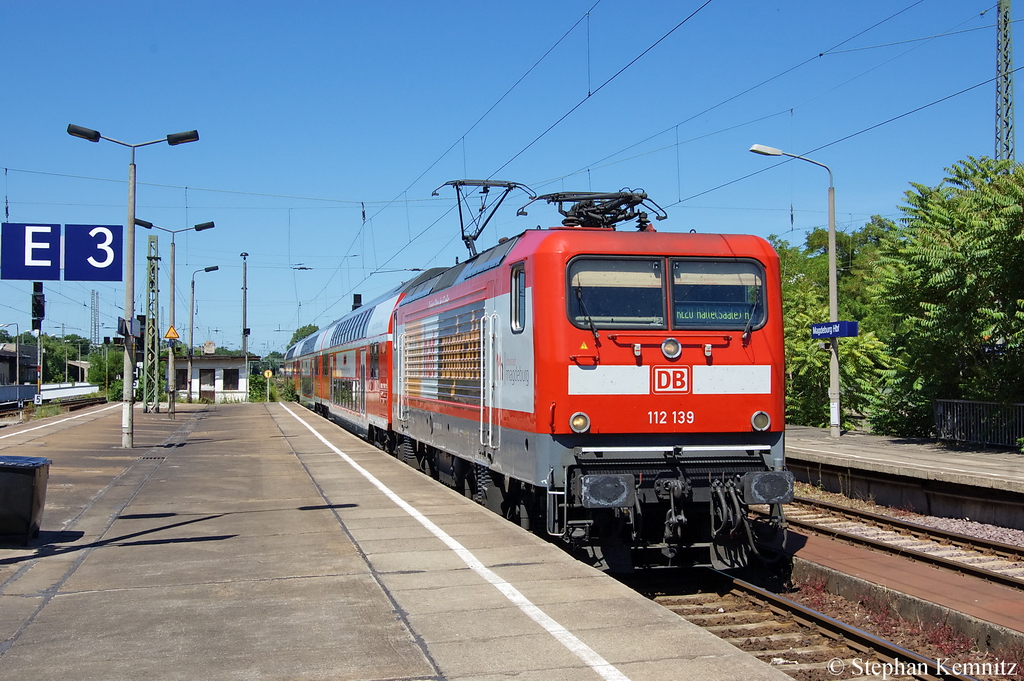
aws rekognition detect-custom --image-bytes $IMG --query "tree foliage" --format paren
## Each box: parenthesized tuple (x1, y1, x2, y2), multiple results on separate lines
(772, 157, 1024, 436)
(868, 157, 1024, 434)
(288, 324, 319, 348)
(771, 227, 891, 430)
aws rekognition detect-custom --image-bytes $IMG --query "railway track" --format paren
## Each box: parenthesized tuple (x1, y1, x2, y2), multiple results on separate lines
(648, 571, 979, 681)
(0, 396, 107, 420)
(781, 497, 1024, 589)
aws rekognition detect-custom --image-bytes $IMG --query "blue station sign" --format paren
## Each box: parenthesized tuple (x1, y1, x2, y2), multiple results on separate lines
(1, 222, 123, 282)
(811, 321, 859, 339)
(1, 222, 61, 280)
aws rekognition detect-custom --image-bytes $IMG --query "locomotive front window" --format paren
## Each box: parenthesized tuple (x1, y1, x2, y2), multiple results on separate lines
(671, 260, 765, 330)
(567, 259, 665, 329)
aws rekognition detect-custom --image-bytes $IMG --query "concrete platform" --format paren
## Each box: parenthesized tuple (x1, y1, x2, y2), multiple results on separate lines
(0, 402, 791, 681)
(785, 425, 1024, 530)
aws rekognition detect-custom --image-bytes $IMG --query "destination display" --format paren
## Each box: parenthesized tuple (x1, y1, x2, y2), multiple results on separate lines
(675, 302, 756, 325)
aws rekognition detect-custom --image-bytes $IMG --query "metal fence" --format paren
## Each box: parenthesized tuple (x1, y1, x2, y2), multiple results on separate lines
(933, 399, 1024, 448)
(0, 385, 37, 405)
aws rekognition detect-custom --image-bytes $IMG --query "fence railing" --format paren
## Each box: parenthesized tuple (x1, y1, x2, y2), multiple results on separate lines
(0, 385, 38, 404)
(933, 399, 1024, 448)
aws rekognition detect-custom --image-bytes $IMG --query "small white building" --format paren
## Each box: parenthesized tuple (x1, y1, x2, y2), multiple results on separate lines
(175, 354, 258, 403)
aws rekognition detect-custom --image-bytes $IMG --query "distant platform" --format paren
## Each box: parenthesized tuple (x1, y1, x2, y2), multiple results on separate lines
(785, 425, 1024, 528)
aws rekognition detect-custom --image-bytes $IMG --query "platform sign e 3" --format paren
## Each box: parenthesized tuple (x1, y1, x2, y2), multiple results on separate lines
(1, 222, 123, 282)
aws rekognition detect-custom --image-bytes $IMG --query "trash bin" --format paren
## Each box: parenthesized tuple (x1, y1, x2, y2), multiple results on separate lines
(0, 456, 51, 545)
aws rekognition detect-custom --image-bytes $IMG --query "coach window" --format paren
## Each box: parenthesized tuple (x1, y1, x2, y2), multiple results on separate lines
(510, 263, 527, 333)
(671, 259, 765, 330)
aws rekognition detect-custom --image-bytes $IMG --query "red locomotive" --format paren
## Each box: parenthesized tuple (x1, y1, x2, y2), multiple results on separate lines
(285, 185, 792, 571)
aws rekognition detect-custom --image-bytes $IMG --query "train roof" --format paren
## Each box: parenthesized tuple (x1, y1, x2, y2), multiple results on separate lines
(283, 266, 451, 359)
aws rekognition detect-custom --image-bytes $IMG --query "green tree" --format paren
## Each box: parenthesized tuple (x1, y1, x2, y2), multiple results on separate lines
(771, 230, 891, 429)
(870, 157, 1024, 435)
(87, 345, 125, 399)
(288, 324, 319, 347)
(35, 333, 91, 383)
(249, 372, 268, 401)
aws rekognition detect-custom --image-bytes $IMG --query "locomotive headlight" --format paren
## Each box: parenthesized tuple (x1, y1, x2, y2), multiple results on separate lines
(570, 412, 591, 433)
(751, 411, 771, 431)
(661, 338, 682, 360)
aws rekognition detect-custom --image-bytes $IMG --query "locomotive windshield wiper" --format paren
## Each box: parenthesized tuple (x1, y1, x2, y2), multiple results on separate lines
(741, 292, 762, 343)
(574, 286, 601, 343)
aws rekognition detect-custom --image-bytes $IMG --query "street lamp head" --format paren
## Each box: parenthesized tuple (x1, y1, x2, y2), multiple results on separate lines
(240, 252, 248, 258)
(205, 265, 219, 273)
(134, 218, 155, 229)
(67, 124, 101, 142)
(749, 144, 783, 157)
(166, 130, 200, 146)
(194, 221, 215, 232)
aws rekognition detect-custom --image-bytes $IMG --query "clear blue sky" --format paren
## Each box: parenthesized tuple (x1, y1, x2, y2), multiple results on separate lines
(0, 0, 1009, 356)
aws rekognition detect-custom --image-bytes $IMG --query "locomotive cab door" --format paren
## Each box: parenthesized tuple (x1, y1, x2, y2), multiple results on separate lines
(479, 283, 501, 451)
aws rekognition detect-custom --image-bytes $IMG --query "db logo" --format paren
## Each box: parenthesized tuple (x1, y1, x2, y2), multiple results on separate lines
(653, 366, 690, 393)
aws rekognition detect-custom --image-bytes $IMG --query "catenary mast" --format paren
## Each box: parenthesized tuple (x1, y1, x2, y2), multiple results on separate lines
(996, 0, 1015, 161)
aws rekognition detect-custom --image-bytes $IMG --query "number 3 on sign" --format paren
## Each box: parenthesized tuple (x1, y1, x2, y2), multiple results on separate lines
(64, 224, 123, 282)
(86, 226, 115, 268)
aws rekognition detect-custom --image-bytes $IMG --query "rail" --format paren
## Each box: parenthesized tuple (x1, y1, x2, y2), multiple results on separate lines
(725, 574, 979, 681)
(0, 395, 107, 418)
(781, 496, 1024, 590)
(636, 568, 979, 681)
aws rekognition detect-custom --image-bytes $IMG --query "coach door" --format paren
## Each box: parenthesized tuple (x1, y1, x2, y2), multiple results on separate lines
(394, 312, 408, 424)
(358, 348, 367, 415)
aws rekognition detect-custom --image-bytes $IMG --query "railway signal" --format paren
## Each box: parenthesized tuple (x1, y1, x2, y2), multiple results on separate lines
(31, 282, 44, 331)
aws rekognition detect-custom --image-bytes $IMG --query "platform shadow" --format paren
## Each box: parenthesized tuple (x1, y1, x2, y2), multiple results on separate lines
(0, 513, 229, 566)
(298, 504, 359, 511)
(0, 529, 85, 549)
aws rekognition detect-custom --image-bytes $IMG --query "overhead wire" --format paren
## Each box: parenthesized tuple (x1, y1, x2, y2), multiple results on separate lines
(673, 63, 1024, 207)
(488, 0, 716, 179)
(308, 1, 719, 327)
(307, 0, 955, 330)
(305, 1, 607, 321)
(535, 0, 933, 189)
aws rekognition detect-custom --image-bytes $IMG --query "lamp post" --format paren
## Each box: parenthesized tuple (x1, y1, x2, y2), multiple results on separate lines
(67, 124, 199, 448)
(136, 219, 215, 418)
(0, 323, 19, 388)
(240, 252, 249, 402)
(188, 266, 219, 403)
(750, 143, 841, 439)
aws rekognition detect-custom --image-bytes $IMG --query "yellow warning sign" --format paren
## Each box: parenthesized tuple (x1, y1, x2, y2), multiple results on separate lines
(580, 342, 588, 350)
(164, 326, 180, 340)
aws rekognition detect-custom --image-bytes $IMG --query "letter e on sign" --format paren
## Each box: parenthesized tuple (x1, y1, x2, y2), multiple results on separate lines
(1, 223, 61, 280)
(64, 224, 123, 281)
(653, 366, 690, 393)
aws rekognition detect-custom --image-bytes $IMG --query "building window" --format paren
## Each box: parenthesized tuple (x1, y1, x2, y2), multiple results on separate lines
(223, 369, 239, 391)
(175, 369, 188, 390)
